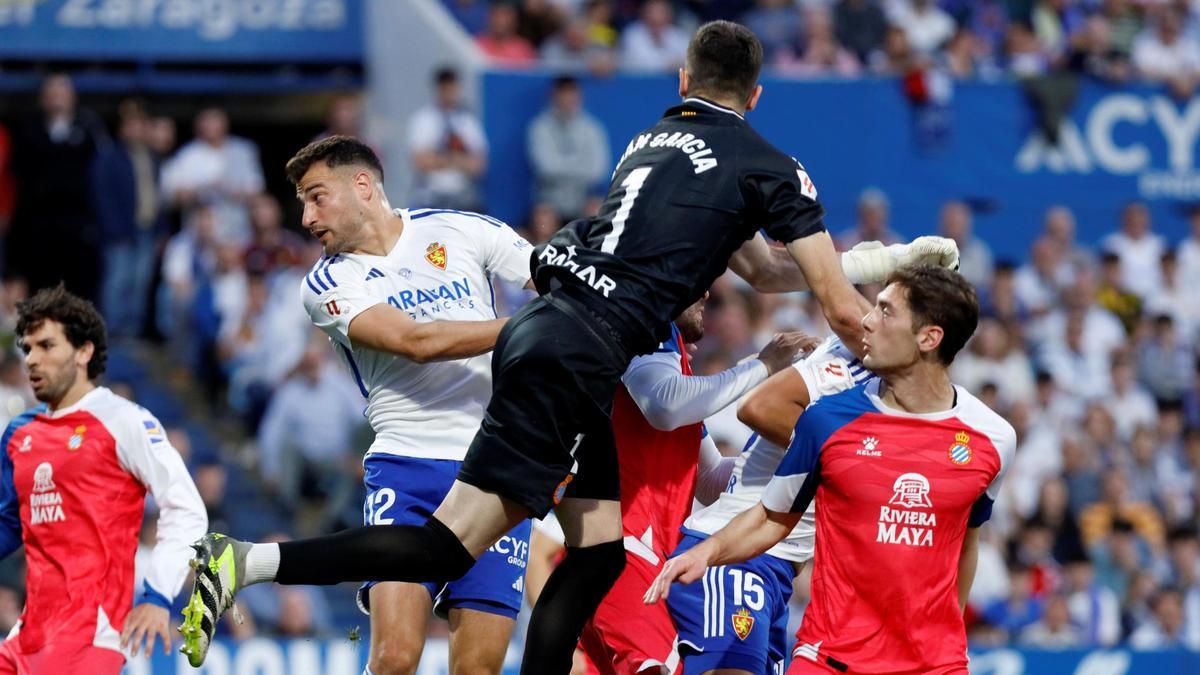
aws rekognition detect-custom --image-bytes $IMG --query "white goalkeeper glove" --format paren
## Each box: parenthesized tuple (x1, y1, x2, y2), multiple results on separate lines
(840, 236, 960, 284)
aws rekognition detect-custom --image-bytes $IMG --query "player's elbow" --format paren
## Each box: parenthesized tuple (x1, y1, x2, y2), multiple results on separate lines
(640, 401, 682, 431)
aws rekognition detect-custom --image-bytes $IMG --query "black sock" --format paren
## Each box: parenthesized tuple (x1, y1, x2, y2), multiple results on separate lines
(275, 517, 476, 585)
(521, 539, 626, 675)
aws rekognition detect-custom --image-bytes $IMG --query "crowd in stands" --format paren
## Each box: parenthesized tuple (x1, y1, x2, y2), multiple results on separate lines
(450, 0, 1200, 93)
(0, 41, 1199, 650)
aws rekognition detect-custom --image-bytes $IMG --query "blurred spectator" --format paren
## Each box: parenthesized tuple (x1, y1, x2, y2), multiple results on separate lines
(7, 73, 108, 301)
(541, 15, 619, 75)
(979, 263, 1030, 325)
(1041, 205, 1092, 278)
(256, 336, 364, 521)
(1019, 593, 1085, 648)
(1035, 269, 1125, 358)
(939, 200, 994, 288)
(1031, 0, 1087, 59)
(870, 25, 918, 76)
(1102, 201, 1164, 299)
(517, 0, 566, 48)
(887, 0, 956, 57)
(1100, 0, 1143, 56)
(1132, 8, 1200, 94)
(744, 0, 803, 63)
(409, 68, 488, 211)
(1179, 207, 1200, 295)
(838, 187, 902, 249)
(835, 0, 888, 64)
(1144, 251, 1198, 342)
(620, 0, 689, 71)
(314, 93, 365, 141)
(0, 349, 32, 428)
(1066, 15, 1133, 82)
(477, 2, 538, 66)
(1063, 553, 1122, 646)
(1080, 469, 1165, 551)
(1006, 22, 1052, 78)
(1106, 354, 1158, 442)
(161, 106, 265, 247)
(1040, 310, 1113, 399)
(982, 563, 1045, 639)
(776, 5, 863, 78)
(1129, 588, 1199, 649)
(1095, 251, 1141, 334)
(527, 76, 611, 221)
(943, 28, 996, 80)
(243, 193, 303, 277)
(147, 115, 177, 156)
(952, 319, 1036, 406)
(583, 0, 619, 49)
(92, 100, 163, 339)
(1137, 314, 1195, 404)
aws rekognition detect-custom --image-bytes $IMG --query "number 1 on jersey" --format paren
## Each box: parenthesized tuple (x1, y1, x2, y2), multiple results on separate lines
(600, 166, 653, 254)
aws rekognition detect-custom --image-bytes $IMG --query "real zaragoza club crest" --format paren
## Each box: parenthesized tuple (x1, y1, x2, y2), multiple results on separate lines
(732, 607, 755, 640)
(425, 242, 447, 270)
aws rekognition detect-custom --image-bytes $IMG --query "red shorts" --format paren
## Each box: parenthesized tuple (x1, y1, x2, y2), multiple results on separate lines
(0, 640, 124, 675)
(787, 651, 969, 675)
(580, 550, 680, 675)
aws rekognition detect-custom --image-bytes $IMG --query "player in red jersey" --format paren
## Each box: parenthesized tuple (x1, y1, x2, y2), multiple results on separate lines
(580, 295, 811, 674)
(646, 266, 1016, 675)
(0, 286, 207, 673)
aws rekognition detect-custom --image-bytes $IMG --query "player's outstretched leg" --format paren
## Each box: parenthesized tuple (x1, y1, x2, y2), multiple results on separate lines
(179, 533, 249, 667)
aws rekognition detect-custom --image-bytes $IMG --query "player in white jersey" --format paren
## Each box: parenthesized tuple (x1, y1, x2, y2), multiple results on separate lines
(665, 336, 873, 674)
(179, 137, 535, 672)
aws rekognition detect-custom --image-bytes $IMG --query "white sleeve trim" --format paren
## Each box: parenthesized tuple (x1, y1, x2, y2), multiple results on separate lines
(762, 473, 809, 514)
(621, 354, 768, 431)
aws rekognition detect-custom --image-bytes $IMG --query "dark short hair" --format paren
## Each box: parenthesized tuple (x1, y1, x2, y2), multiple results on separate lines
(434, 66, 458, 85)
(685, 21, 763, 103)
(16, 284, 107, 380)
(552, 75, 580, 91)
(884, 265, 979, 366)
(285, 135, 384, 185)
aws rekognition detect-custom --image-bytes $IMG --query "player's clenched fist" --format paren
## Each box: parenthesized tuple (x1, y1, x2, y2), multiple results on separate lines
(756, 331, 822, 376)
(643, 548, 711, 605)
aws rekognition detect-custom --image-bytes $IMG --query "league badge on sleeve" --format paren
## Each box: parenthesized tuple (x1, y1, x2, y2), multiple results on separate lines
(731, 608, 755, 640)
(948, 431, 972, 466)
(143, 419, 166, 445)
(425, 242, 448, 270)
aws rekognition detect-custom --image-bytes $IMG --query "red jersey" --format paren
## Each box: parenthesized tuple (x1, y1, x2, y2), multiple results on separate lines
(761, 380, 1016, 675)
(0, 388, 206, 656)
(612, 325, 703, 564)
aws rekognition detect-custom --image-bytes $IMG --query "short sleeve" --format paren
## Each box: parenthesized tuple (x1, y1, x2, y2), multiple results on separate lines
(761, 401, 829, 514)
(793, 336, 872, 403)
(300, 256, 382, 347)
(742, 152, 826, 244)
(480, 219, 534, 287)
(968, 419, 1017, 528)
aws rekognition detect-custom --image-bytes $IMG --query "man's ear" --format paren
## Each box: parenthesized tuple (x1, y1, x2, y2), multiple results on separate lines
(75, 341, 95, 372)
(745, 84, 763, 112)
(678, 68, 689, 98)
(917, 324, 945, 359)
(354, 170, 374, 201)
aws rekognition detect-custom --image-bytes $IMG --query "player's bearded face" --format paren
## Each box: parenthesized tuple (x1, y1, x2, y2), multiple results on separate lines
(21, 321, 87, 404)
(299, 165, 367, 254)
(860, 283, 921, 372)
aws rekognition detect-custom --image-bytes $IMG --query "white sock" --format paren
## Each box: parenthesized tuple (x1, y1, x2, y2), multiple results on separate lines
(243, 543, 280, 585)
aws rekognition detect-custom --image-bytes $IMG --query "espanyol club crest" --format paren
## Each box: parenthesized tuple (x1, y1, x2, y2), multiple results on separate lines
(67, 425, 86, 451)
(731, 608, 755, 640)
(425, 242, 448, 270)
(948, 431, 972, 465)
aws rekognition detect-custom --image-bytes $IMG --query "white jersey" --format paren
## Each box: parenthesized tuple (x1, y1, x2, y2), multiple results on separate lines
(301, 208, 532, 461)
(684, 337, 874, 562)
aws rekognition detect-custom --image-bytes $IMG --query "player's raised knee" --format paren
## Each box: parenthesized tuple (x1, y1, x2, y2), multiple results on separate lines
(368, 642, 422, 675)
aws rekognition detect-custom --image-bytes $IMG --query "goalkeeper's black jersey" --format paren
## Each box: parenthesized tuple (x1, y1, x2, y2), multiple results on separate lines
(532, 96, 827, 355)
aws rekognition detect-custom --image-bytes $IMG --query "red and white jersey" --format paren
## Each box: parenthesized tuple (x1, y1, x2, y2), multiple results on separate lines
(0, 387, 207, 655)
(612, 325, 703, 564)
(762, 379, 1016, 674)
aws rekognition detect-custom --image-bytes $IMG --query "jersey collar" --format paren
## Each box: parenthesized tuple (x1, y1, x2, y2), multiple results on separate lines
(668, 97, 746, 122)
(863, 379, 964, 420)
